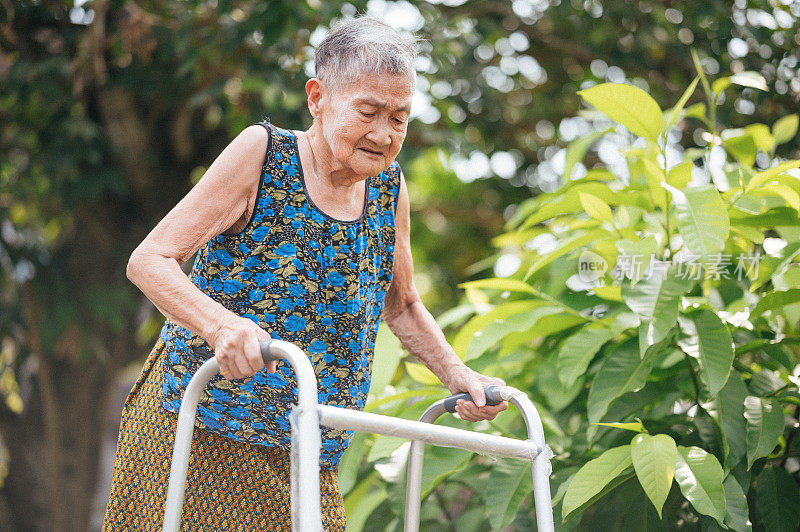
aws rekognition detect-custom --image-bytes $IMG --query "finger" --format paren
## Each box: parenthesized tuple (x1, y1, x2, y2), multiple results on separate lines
(265, 360, 277, 373)
(455, 404, 478, 422)
(219, 364, 234, 380)
(244, 335, 265, 374)
(468, 385, 486, 408)
(230, 344, 251, 378)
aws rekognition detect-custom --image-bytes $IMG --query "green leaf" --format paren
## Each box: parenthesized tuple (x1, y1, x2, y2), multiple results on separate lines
(707, 372, 748, 467)
(587, 337, 670, 423)
(665, 76, 700, 130)
(722, 475, 750, 532)
(755, 466, 800, 532)
(630, 433, 677, 517)
(621, 265, 694, 347)
(486, 459, 533, 530)
(744, 396, 785, 468)
(525, 229, 613, 279)
(368, 323, 404, 400)
(728, 71, 768, 91)
(453, 300, 541, 359)
(773, 114, 799, 145)
(744, 123, 775, 153)
(746, 160, 800, 191)
(674, 446, 727, 526)
(593, 420, 647, 433)
(459, 278, 538, 295)
(557, 322, 617, 388)
(673, 184, 730, 258)
(580, 191, 614, 223)
(712, 77, 731, 95)
(419, 445, 473, 498)
(723, 135, 757, 167)
(562, 445, 633, 520)
(667, 161, 694, 188)
(405, 362, 440, 385)
(465, 305, 564, 361)
(564, 128, 613, 180)
(750, 288, 800, 319)
(343, 474, 386, 532)
(681, 309, 735, 395)
(578, 82, 664, 142)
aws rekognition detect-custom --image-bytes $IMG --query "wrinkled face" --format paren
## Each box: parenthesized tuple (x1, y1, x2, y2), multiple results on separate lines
(313, 72, 414, 179)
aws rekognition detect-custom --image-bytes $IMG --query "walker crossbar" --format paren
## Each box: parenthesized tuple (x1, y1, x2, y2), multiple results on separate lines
(162, 340, 555, 532)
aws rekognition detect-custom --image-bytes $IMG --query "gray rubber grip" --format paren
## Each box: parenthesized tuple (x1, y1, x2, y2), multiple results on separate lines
(443, 385, 503, 413)
(260, 339, 282, 363)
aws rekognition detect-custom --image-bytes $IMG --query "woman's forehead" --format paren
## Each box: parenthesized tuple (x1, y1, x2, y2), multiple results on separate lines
(333, 74, 414, 108)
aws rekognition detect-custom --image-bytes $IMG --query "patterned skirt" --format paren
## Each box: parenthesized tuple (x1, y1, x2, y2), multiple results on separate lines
(102, 339, 346, 531)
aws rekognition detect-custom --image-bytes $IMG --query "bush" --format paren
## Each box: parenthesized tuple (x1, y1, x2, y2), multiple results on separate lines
(454, 63, 800, 529)
(342, 60, 800, 530)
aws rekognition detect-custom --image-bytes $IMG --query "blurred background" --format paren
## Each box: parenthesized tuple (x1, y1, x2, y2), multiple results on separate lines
(1, 0, 799, 530)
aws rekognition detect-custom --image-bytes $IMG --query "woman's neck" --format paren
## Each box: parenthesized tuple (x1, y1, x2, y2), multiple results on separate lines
(300, 124, 362, 190)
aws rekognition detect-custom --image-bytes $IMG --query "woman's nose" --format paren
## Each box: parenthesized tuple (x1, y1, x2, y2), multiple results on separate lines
(366, 121, 392, 147)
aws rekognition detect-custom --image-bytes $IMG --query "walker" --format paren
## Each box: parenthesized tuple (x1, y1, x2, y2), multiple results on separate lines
(162, 340, 555, 531)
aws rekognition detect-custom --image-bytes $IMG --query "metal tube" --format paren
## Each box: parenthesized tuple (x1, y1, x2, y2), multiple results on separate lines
(318, 404, 540, 460)
(510, 394, 554, 532)
(403, 402, 448, 532)
(162, 340, 323, 532)
(402, 386, 554, 532)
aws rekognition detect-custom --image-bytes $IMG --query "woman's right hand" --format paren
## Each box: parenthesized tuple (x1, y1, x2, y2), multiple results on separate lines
(209, 314, 276, 380)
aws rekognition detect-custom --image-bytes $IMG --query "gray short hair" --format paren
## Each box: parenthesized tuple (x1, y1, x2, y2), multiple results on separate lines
(315, 16, 419, 93)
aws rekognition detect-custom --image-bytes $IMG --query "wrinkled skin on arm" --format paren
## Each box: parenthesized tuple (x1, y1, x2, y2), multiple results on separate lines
(382, 173, 508, 422)
(126, 125, 276, 380)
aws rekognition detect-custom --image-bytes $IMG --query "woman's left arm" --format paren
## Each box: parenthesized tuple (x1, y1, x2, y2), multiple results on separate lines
(382, 172, 508, 422)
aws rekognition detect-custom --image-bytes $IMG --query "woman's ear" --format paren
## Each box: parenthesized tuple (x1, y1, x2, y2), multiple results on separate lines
(305, 78, 323, 119)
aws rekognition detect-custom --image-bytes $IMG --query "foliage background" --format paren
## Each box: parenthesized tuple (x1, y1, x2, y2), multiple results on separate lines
(1, 0, 799, 530)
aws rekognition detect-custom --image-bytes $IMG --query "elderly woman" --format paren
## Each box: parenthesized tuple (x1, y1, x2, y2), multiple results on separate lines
(103, 15, 506, 531)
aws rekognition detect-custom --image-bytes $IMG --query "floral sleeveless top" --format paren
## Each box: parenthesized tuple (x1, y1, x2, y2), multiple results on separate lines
(158, 121, 400, 466)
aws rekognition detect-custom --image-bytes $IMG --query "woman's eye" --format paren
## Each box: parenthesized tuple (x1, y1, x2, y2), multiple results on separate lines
(361, 111, 375, 117)
(393, 117, 406, 124)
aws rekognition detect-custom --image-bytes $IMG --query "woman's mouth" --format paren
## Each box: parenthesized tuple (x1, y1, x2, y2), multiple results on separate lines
(359, 148, 383, 157)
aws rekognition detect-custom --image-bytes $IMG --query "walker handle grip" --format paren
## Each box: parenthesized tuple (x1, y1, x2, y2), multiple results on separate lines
(443, 385, 504, 413)
(260, 340, 283, 363)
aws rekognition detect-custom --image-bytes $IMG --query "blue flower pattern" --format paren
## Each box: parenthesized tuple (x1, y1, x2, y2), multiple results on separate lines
(159, 122, 400, 465)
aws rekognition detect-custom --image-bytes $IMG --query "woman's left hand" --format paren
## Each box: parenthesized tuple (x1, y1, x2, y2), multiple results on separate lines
(443, 364, 508, 422)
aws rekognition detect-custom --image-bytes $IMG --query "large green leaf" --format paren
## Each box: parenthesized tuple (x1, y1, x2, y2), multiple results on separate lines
(707, 372, 748, 467)
(485, 459, 533, 530)
(621, 265, 693, 348)
(722, 475, 751, 532)
(673, 184, 730, 258)
(630, 433, 677, 517)
(367, 323, 404, 400)
(562, 445, 633, 520)
(755, 466, 800, 531)
(679, 308, 735, 395)
(674, 446, 726, 526)
(419, 445, 473, 498)
(557, 321, 617, 388)
(578, 83, 664, 142)
(744, 396, 785, 468)
(464, 305, 564, 361)
(746, 159, 800, 191)
(750, 289, 800, 319)
(452, 300, 542, 359)
(587, 337, 670, 423)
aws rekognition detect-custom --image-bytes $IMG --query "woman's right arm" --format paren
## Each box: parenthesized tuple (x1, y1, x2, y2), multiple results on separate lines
(127, 124, 274, 379)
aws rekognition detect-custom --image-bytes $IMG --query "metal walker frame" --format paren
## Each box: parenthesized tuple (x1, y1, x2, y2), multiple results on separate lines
(162, 340, 554, 532)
